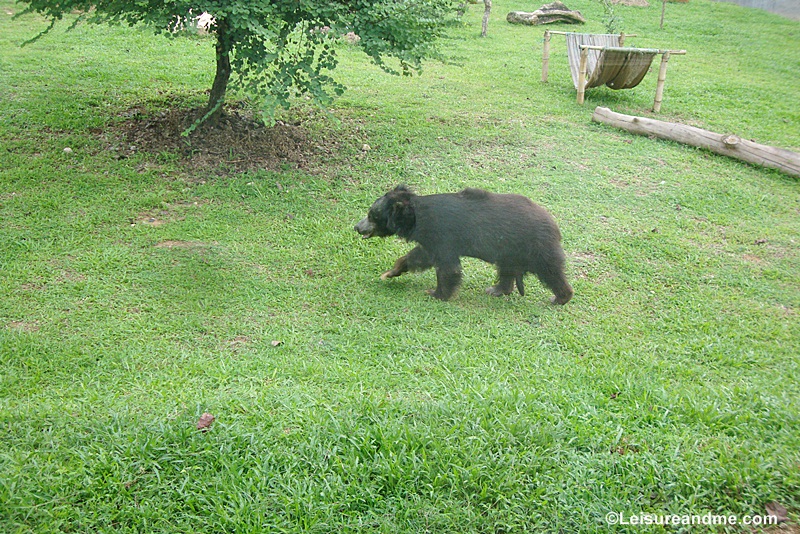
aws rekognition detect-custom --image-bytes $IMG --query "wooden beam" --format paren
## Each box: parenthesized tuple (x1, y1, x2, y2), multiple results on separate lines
(545, 31, 637, 37)
(579, 45, 686, 54)
(591, 107, 800, 177)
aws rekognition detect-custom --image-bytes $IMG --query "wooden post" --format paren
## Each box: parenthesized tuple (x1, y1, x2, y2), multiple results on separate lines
(619, 32, 626, 46)
(542, 30, 551, 82)
(653, 51, 671, 112)
(577, 46, 588, 104)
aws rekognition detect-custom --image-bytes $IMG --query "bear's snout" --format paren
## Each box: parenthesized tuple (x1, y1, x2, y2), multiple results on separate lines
(354, 217, 375, 238)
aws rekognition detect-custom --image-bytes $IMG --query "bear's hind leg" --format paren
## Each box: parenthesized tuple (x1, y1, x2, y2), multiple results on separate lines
(486, 272, 517, 297)
(515, 274, 525, 296)
(536, 264, 573, 305)
(549, 285, 573, 305)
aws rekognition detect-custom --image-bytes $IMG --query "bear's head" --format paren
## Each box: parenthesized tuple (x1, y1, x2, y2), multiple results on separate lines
(355, 185, 416, 239)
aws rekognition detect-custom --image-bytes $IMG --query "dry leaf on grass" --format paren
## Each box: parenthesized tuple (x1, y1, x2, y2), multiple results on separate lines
(196, 413, 215, 432)
(766, 502, 789, 523)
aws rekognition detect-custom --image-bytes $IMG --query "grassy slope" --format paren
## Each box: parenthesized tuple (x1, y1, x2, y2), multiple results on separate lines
(1, 0, 798, 532)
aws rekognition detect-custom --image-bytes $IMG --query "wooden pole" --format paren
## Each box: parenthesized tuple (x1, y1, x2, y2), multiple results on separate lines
(481, 0, 491, 38)
(545, 31, 637, 37)
(542, 30, 551, 82)
(577, 47, 588, 104)
(619, 32, 626, 46)
(653, 51, 671, 112)
(579, 45, 685, 54)
(591, 107, 800, 178)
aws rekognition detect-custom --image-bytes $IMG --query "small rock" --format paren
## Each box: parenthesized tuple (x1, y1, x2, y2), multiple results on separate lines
(362, 144, 371, 152)
(63, 147, 73, 154)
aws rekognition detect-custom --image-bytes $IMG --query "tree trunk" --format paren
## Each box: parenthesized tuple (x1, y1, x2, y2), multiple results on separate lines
(481, 0, 491, 37)
(591, 107, 800, 178)
(205, 19, 231, 126)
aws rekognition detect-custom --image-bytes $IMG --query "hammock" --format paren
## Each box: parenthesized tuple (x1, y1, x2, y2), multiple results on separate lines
(540, 30, 686, 112)
(565, 33, 657, 91)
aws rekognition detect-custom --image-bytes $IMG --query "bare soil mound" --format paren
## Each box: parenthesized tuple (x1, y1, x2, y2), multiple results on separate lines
(108, 104, 353, 174)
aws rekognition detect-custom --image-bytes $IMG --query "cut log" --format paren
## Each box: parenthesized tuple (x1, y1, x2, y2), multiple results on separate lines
(507, 2, 585, 25)
(591, 107, 800, 177)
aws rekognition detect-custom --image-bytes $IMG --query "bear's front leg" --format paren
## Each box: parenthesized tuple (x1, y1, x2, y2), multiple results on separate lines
(380, 254, 408, 280)
(381, 245, 434, 280)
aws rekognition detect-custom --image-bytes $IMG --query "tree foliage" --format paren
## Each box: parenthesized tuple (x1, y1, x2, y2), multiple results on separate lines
(17, 0, 456, 125)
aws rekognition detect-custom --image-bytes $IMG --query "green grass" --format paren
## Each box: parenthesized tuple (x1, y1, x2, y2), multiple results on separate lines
(1, 0, 799, 532)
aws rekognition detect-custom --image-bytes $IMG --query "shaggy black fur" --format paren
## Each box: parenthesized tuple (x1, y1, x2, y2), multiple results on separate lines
(355, 185, 573, 304)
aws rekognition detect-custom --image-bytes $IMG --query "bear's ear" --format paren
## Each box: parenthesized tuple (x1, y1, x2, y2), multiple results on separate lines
(394, 184, 412, 193)
(387, 198, 415, 236)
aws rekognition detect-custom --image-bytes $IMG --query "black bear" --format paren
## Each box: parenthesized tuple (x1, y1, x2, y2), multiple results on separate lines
(355, 185, 573, 304)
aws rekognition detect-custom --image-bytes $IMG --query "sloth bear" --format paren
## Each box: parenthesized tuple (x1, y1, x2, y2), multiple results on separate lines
(355, 185, 573, 304)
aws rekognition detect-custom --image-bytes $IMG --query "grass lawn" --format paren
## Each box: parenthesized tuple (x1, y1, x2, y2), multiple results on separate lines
(1, 0, 799, 531)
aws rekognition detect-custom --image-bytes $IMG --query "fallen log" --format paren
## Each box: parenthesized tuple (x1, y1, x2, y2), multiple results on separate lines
(507, 2, 585, 25)
(591, 107, 800, 178)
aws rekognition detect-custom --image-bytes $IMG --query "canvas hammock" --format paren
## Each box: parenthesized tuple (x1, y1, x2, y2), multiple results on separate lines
(564, 33, 657, 91)
(540, 30, 686, 112)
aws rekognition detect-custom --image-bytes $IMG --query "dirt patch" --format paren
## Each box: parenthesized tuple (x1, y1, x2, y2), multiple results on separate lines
(8, 321, 39, 332)
(570, 251, 602, 263)
(132, 199, 210, 227)
(223, 336, 251, 353)
(20, 282, 44, 291)
(154, 240, 213, 249)
(106, 102, 356, 174)
(135, 215, 172, 227)
(569, 251, 614, 281)
(57, 270, 86, 283)
(758, 518, 799, 534)
(742, 253, 764, 264)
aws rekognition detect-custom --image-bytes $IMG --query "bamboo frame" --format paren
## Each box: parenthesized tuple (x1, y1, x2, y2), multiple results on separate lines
(541, 30, 551, 83)
(653, 52, 672, 112)
(541, 31, 685, 112)
(577, 46, 588, 104)
(577, 45, 685, 111)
